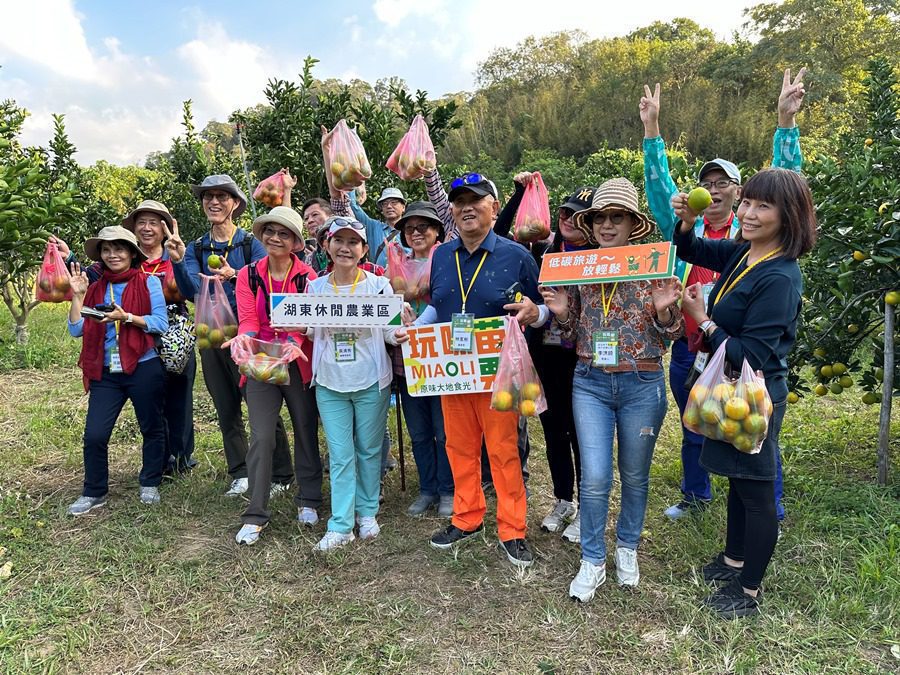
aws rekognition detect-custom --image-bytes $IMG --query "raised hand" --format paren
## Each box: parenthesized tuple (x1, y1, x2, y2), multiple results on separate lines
(651, 276, 682, 312)
(68, 262, 89, 298)
(671, 192, 698, 228)
(513, 171, 534, 187)
(50, 235, 71, 257)
(778, 67, 807, 127)
(163, 218, 186, 263)
(681, 282, 708, 322)
(540, 285, 569, 321)
(640, 83, 661, 137)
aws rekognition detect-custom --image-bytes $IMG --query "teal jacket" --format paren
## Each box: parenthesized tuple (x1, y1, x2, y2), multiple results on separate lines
(643, 127, 803, 284)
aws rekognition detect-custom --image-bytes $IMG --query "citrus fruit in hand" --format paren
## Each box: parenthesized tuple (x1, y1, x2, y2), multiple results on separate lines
(687, 187, 713, 213)
(207, 254, 222, 269)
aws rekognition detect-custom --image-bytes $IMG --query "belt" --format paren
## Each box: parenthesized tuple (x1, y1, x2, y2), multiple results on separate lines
(601, 359, 662, 373)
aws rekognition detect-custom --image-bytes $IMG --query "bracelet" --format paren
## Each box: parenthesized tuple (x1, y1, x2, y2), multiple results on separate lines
(125, 313, 133, 324)
(556, 313, 571, 327)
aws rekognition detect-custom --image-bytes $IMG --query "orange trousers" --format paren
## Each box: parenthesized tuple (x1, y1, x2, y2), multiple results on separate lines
(440, 392, 527, 541)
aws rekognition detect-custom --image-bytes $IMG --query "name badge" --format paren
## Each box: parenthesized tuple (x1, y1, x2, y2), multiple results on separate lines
(109, 346, 123, 373)
(542, 323, 563, 346)
(592, 329, 619, 367)
(333, 332, 358, 363)
(702, 282, 716, 311)
(692, 351, 709, 374)
(451, 313, 475, 352)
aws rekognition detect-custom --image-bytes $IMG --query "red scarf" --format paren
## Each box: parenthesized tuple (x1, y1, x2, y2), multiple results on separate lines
(78, 267, 154, 391)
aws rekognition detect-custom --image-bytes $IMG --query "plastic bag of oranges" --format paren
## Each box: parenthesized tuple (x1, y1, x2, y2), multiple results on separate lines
(683, 340, 773, 454)
(252, 170, 288, 208)
(490, 315, 548, 417)
(35, 240, 73, 303)
(513, 171, 552, 243)
(386, 241, 433, 303)
(230, 336, 292, 386)
(327, 119, 372, 191)
(194, 274, 238, 351)
(385, 114, 437, 181)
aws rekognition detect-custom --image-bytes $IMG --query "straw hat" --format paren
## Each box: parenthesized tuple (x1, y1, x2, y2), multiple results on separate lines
(120, 199, 174, 232)
(252, 206, 306, 252)
(84, 226, 146, 262)
(573, 178, 654, 244)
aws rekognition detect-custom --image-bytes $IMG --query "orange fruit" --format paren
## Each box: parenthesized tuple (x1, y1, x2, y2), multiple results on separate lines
(492, 390, 514, 411)
(522, 383, 542, 401)
(733, 434, 755, 453)
(787, 391, 799, 404)
(208, 328, 225, 346)
(724, 397, 750, 420)
(683, 406, 701, 428)
(712, 383, 735, 402)
(718, 419, 741, 440)
(687, 187, 712, 212)
(700, 401, 722, 425)
(742, 414, 766, 435)
(519, 400, 537, 417)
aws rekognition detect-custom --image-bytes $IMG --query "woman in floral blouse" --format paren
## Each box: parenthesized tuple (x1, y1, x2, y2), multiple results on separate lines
(542, 178, 683, 603)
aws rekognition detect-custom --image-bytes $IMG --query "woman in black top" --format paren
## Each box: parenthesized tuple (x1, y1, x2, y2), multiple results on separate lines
(672, 168, 817, 618)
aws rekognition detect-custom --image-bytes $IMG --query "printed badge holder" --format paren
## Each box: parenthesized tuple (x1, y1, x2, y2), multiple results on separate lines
(387, 242, 434, 302)
(513, 171, 552, 243)
(327, 120, 373, 191)
(194, 274, 238, 350)
(35, 240, 73, 303)
(231, 336, 292, 386)
(385, 114, 437, 181)
(682, 339, 773, 454)
(253, 171, 286, 208)
(490, 315, 549, 417)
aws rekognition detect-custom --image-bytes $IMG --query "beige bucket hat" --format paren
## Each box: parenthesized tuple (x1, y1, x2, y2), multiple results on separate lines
(573, 178, 654, 244)
(252, 206, 306, 252)
(84, 226, 146, 262)
(120, 199, 174, 232)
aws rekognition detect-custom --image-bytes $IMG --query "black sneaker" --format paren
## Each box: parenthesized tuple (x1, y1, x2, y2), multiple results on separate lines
(499, 538, 534, 568)
(430, 523, 484, 550)
(703, 577, 762, 619)
(702, 552, 743, 584)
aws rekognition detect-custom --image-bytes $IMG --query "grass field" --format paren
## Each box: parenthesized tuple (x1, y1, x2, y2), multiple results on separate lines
(0, 304, 898, 674)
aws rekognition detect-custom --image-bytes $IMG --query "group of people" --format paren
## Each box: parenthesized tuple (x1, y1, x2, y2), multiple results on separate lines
(58, 68, 816, 619)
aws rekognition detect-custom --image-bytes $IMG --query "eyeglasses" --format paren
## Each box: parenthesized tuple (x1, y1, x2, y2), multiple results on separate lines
(403, 223, 436, 234)
(262, 226, 294, 241)
(591, 211, 631, 225)
(201, 191, 234, 203)
(699, 179, 737, 190)
(328, 217, 365, 232)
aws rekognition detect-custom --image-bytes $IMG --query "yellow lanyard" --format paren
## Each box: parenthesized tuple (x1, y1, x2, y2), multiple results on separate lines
(331, 268, 362, 295)
(142, 261, 162, 276)
(600, 282, 618, 322)
(108, 282, 119, 340)
(212, 226, 237, 263)
(715, 247, 782, 306)
(455, 250, 488, 313)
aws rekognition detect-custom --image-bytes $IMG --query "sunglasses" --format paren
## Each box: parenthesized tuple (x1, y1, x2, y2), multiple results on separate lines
(590, 211, 631, 226)
(450, 173, 495, 197)
(403, 223, 437, 234)
(327, 217, 365, 233)
(201, 191, 234, 203)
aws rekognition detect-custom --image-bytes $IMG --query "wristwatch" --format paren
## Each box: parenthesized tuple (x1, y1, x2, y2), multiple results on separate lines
(125, 313, 134, 324)
(699, 319, 716, 336)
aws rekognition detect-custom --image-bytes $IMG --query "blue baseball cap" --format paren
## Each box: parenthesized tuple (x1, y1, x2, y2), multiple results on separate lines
(698, 159, 741, 184)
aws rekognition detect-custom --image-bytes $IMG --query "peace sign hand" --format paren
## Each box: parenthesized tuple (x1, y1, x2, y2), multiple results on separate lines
(640, 83, 661, 137)
(778, 67, 807, 127)
(163, 218, 186, 263)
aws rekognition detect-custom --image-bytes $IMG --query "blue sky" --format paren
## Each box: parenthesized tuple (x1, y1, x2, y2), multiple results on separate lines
(0, 0, 751, 165)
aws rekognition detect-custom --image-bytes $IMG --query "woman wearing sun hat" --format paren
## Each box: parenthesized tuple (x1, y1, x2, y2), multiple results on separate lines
(230, 207, 322, 545)
(64, 226, 169, 516)
(541, 178, 684, 602)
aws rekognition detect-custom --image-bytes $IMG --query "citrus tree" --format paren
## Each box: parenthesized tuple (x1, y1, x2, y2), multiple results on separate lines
(0, 103, 84, 343)
(790, 57, 899, 484)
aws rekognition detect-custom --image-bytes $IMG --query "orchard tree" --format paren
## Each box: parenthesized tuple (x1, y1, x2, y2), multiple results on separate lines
(0, 105, 83, 343)
(790, 57, 899, 484)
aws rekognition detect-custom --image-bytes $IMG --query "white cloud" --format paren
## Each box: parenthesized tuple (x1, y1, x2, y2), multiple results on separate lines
(372, 0, 449, 27)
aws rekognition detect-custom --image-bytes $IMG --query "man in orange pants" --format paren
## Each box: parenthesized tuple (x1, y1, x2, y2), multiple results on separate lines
(417, 173, 549, 567)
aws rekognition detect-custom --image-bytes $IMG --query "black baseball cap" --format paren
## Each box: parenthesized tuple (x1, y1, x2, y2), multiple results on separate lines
(559, 187, 596, 213)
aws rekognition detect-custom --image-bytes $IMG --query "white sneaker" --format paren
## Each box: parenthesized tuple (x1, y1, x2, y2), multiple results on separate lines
(297, 507, 319, 526)
(569, 559, 606, 603)
(235, 523, 265, 545)
(314, 530, 355, 551)
(139, 486, 160, 505)
(67, 495, 107, 516)
(561, 513, 581, 544)
(356, 515, 380, 540)
(541, 499, 576, 533)
(269, 482, 291, 499)
(615, 546, 640, 586)
(224, 477, 249, 497)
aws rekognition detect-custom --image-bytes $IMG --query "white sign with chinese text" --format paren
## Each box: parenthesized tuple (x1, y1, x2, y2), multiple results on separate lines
(270, 293, 404, 328)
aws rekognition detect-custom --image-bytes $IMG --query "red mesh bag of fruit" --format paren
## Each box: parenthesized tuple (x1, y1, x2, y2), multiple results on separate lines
(36, 240, 73, 303)
(386, 114, 437, 181)
(490, 315, 548, 417)
(230, 335, 292, 386)
(194, 274, 238, 350)
(513, 172, 552, 243)
(327, 120, 372, 191)
(252, 171, 287, 208)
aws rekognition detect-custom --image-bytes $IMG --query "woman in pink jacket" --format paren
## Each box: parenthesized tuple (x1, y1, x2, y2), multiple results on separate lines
(230, 206, 321, 545)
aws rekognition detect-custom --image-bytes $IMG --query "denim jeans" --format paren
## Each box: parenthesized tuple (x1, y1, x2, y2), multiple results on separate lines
(572, 361, 668, 565)
(398, 378, 452, 496)
(316, 382, 390, 534)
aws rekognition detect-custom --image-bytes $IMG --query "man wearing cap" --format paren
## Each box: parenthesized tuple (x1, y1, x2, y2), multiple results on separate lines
(640, 68, 807, 521)
(301, 198, 333, 273)
(418, 173, 549, 568)
(347, 187, 407, 268)
(166, 174, 293, 498)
